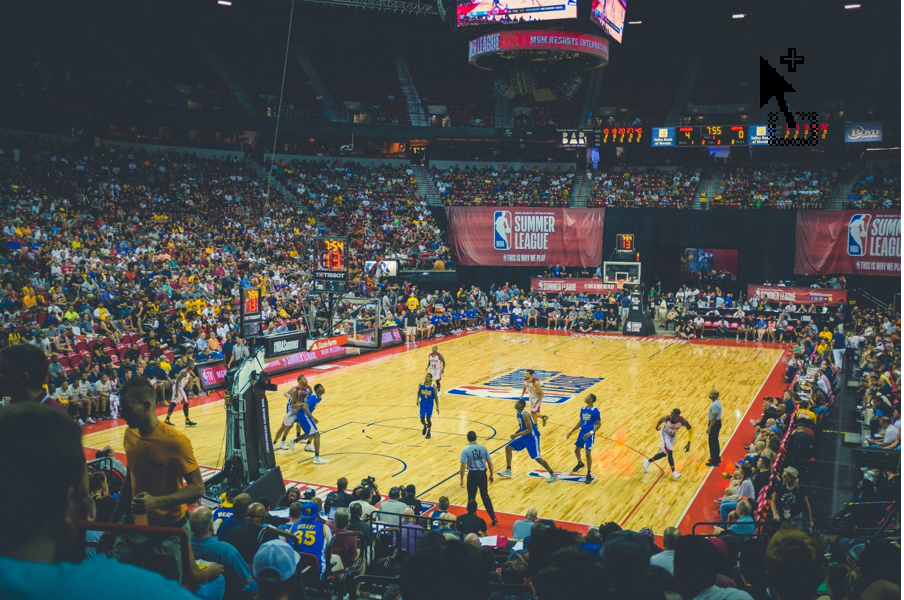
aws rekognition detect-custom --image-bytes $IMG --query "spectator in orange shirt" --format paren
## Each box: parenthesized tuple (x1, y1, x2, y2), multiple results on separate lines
(111, 376, 221, 588)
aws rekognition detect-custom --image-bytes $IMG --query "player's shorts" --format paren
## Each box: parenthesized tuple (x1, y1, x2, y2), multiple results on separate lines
(574, 431, 595, 450)
(529, 399, 542, 413)
(659, 433, 676, 454)
(283, 410, 300, 427)
(419, 401, 434, 418)
(297, 413, 319, 436)
(171, 387, 188, 405)
(508, 434, 541, 460)
(429, 369, 442, 382)
(405, 326, 417, 336)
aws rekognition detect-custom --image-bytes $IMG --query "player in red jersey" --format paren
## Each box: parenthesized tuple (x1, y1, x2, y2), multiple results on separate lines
(520, 369, 548, 427)
(642, 408, 693, 480)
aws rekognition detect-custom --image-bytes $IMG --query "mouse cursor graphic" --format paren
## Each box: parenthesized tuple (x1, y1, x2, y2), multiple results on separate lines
(760, 56, 797, 129)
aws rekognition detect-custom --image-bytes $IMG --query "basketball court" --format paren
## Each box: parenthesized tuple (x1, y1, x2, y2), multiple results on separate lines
(83, 329, 786, 533)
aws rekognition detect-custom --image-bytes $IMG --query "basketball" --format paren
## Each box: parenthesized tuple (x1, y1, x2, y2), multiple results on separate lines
(434, 260, 445, 271)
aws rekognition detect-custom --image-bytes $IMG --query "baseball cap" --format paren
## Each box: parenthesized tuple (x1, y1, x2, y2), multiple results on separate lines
(253, 539, 300, 581)
(220, 487, 242, 508)
(709, 537, 728, 558)
(299, 501, 319, 521)
(389, 486, 401, 499)
(839, 537, 870, 563)
(302, 488, 317, 499)
(405, 484, 416, 496)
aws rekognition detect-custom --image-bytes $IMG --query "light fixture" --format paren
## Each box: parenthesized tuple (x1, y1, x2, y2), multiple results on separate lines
(844, 3, 861, 8)
(628, 20, 641, 24)
(732, 13, 746, 19)
(218, 0, 232, 5)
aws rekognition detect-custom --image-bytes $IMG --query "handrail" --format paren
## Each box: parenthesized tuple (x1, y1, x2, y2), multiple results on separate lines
(690, 519, 777, 536)
(77, 520, 192, 578)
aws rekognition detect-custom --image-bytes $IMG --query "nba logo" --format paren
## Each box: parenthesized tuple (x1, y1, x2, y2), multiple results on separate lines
(494, 210, 511, 250)
(848, 214, 870, 256)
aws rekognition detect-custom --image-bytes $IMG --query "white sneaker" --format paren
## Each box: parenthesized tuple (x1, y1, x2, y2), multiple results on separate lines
(87, 417, 96, 424)
(77, 418, 85, 426)
(547, 473, 558, 483)
(313, 456, 329, 464)
(497, 469, 512, 478)
(288, 440, 297, 452)
(673, 471, 682, 480)
(642, 459, 650, 473)
(304, 443, 315, 453)
(278, 441, 289, 450)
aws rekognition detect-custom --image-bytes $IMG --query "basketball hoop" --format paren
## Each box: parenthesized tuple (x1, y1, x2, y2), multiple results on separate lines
(616, 279, 627, 292)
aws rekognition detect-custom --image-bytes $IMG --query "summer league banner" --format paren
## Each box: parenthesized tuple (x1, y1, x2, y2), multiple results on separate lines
(446, 207, 604, 267)
(794, 211, 901, 277)
(530, 277, 620, 294)
(746, 285, 848, 307)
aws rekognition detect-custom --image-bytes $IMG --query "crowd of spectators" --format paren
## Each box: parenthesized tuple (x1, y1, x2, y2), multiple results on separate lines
(267, 159, 447, 270)
(587, 168, 701, 209)
(846, 168, 900, 210)
(431, 166, 575, 207)
(705, 165, 839, 209)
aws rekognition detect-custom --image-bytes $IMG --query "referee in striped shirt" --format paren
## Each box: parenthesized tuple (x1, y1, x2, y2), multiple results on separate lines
(460, 431, 498, 526)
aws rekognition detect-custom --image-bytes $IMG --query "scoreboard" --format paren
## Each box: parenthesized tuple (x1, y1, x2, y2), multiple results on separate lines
(676, 125, 747, 146)
(600, 126, 644, 144)
(313, 237, 349, 293)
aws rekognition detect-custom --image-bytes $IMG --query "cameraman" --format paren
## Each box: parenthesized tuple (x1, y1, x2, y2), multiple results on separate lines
(324, 477, 356, 514)
(354, 476, 381, 505)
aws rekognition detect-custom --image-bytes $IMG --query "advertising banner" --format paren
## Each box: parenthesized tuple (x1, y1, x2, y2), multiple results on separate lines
(844, 121, 883, 143)
(468, 30, 609, 64)
(197, 328, 402, 391)
(530, 277, 620, 294)
(264, 332, 308, 359)
(795, 211, 900, 277)
(447, 207, 604, 267)
(746, 285, 848, 307)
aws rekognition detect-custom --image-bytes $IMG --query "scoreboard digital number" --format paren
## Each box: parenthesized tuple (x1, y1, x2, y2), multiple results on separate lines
(600, 127, 644, 145)
(314, 237, 348, 293)
(240, 287, 262, 339)
(616, 233, 635, 252)
(676, 125, 747, 146)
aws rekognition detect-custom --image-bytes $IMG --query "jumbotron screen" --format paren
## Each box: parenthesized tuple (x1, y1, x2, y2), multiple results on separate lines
(590, 0, 626, 43)
(457, 0, 577, 27)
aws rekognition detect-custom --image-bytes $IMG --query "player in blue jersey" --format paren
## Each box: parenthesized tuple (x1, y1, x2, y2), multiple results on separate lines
(273, 374, 309, 450)
(288, 501, 332, 576)
(292, 383, 328, 464)
(417, 373, 441, 439)
(566, 394, 601, 484)
(497, 399, 558, 483)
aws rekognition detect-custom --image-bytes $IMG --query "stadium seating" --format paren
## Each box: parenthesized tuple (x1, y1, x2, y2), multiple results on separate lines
(431, 165, 575, 206)
(586, 167, 701, 208)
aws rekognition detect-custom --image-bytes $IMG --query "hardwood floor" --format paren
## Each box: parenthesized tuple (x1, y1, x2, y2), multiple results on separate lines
(84, 331, 783, 531)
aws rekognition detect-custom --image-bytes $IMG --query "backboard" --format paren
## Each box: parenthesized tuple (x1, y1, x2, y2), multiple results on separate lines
(602, 261, 641, 285)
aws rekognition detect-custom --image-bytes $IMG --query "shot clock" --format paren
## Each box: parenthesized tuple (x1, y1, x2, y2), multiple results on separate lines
(313, 237, 349, 293)
(240, 287, 263, 339)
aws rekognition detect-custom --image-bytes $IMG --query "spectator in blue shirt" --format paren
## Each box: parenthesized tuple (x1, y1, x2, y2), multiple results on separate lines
(190, 506, 256, 596)
(0, 403, 202, 600)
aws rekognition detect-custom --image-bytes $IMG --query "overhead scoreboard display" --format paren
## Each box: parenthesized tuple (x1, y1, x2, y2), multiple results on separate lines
(313, 237, 349, 293)
(457, 0, 576, 27)
(240, 287, 263, 339)
(675, 125, 746, 146)
(600, 126, 643, 144)
(652, 123, 829, 147)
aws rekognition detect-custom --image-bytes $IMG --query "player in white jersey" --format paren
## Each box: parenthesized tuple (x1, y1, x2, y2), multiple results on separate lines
(272, 374, 309, 450)
(426, 346, 446, 397)
(642, 408, 693, 480)
(165, 363, 197, 427)
(520, 369, 548, 427)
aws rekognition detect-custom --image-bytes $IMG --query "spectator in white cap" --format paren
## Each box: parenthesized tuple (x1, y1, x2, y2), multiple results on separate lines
(253, 539, 301, 600)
